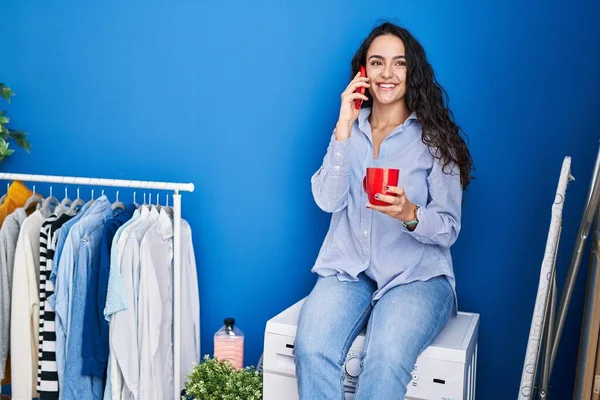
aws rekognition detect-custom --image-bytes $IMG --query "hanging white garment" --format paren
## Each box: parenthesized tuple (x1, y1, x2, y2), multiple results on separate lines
(10, 207, 51, 400)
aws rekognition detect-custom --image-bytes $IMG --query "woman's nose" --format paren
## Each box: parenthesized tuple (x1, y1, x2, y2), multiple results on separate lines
(382, 66, 393, 78)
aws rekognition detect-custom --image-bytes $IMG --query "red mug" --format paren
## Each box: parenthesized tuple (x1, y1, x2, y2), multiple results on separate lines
(362, 167, 400, 206)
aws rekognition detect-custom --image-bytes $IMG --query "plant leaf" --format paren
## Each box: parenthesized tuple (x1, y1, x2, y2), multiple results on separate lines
(0, 84, 14, 103)
(8, 129, 30, 152)
(0, 139, 13, 158)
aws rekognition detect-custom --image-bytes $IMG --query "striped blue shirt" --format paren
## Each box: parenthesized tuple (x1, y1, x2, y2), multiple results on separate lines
(311, 107, 462, 308)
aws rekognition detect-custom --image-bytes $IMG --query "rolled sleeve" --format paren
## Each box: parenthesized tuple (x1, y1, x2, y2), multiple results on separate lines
(409, 161, 462, 248)
(324, 136, 351, 174)
(311, 133, 352, 213)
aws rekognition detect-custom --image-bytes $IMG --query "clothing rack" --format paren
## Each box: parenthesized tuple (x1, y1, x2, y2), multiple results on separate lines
(0, 172, 195, 400)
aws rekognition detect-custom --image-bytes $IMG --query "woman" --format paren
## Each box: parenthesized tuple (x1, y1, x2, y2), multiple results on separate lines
(294, 22, 474, 399)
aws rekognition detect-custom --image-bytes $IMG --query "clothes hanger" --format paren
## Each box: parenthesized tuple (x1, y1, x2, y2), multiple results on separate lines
(156, 193, 167, 213)
(164, 193, 174, 218)
(147, 192, 155, 212)
(67, 187, 85, 214)
(138, 192, 150, 215)
(55, 187, 72, 216)
(24, 184, 43, 212)
(42, 186, 60, 212)
(60, 187, 72, 207)
(143, 193, 151, 211)
(133, 191, 140, 208)
(85, 188, 95, 207)
(150, 193, 159, 212)
(111, 190, 126, 211)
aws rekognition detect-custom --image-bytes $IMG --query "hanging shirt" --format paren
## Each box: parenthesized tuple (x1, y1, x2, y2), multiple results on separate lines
(138, 208, 173, 400)
(10, 205, 51, 400)
(0, 207, 28, 381)
(103, 209, 140, 400)
(37, 213, 59, 392)
(0, 181, 35, 383)
(111, 206, 158, 400)
(82, 203, 135, 377)
(39, 212, 74, 400)
(179, 218, 200, 390)
(47, 203, 91, 393)
(54, 196, 112, 400)
(49, 202, 91, 285)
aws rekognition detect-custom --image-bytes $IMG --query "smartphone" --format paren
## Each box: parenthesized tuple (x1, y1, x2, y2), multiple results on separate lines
(354, 65, 367, 110)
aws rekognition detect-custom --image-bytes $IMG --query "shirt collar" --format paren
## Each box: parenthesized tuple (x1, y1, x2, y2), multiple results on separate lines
(81, 195, 112, 224)
(358, 107, 419, 134)
(158, 208, 173, 240)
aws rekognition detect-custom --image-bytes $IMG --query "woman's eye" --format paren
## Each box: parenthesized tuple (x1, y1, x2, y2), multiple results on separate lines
(371, 61, 382, 66)
(396, 61, 406, 67)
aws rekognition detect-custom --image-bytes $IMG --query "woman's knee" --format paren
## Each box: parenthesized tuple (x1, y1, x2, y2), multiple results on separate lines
(295, 305, 348, 366)
(361, 316, 432, 378)
(294, 275, 375, 364)
(294, 326, 324, 361)
(294, 310, 340, 363)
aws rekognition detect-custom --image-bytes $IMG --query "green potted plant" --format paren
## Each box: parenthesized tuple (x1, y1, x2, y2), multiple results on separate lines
(0, 83, 31, 161)
(182, 355, 263, 400)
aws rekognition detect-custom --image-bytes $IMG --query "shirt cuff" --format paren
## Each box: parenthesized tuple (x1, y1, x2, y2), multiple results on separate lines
(47, 293, 56, 310)
(325, 137, 350, 174)
(410, 205, 436, 241)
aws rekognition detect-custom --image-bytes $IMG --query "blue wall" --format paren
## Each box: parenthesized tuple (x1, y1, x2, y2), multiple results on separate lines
(1, 1, 599, 398)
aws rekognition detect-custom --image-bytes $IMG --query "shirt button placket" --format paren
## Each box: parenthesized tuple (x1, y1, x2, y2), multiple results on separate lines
(361, 196, 372, 268)
(362, 135, 373, 268)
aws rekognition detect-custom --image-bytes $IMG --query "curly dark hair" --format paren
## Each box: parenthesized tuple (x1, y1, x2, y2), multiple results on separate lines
(351, 22, 474, 189)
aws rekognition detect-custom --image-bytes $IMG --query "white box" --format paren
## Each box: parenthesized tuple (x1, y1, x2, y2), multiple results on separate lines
(263, 298, 479, 400)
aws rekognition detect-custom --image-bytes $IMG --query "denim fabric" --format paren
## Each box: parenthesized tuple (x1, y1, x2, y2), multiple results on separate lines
(53, 197, 112, 400)
(47, 202, 91, 393)
(294, 273, 453, 399)
(48, 202, 91, 286)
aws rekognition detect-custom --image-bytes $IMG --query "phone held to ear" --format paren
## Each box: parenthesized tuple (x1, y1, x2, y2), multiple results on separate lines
(354, 65, 367, 110)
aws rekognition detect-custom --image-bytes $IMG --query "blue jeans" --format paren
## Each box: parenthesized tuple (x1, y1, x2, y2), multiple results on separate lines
(294, 274, 454, 399)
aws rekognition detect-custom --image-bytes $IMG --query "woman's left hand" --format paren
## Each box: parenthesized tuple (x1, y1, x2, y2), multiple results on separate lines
(367, 185, 417, 222)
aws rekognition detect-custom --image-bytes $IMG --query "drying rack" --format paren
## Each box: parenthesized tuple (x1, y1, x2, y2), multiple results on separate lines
(519, 142, 600, 399)
(0, 172, 195, 400)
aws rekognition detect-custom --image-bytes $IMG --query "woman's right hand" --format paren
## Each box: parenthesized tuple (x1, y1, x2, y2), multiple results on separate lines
(335, 71, 370, 141)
